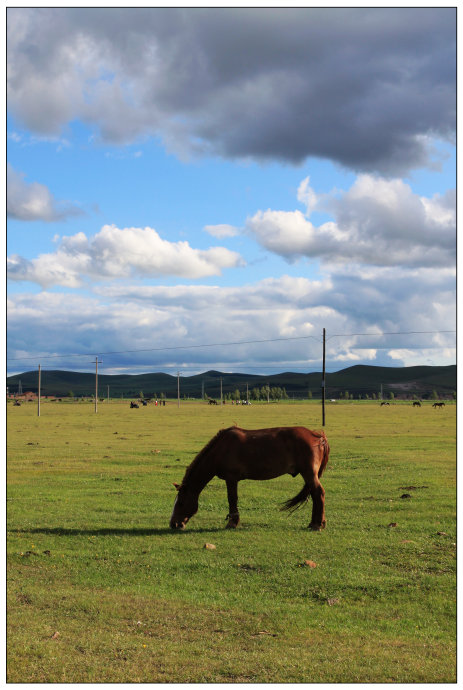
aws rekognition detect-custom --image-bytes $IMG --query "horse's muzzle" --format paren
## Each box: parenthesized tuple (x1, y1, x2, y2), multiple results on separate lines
(170, 518, 188, 529)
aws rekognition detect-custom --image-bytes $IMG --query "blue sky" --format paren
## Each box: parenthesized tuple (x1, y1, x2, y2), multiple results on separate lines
(7, 7, 456, 376)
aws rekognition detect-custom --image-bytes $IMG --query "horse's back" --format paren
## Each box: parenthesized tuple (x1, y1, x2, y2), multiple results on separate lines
(215, 426, 327, 481)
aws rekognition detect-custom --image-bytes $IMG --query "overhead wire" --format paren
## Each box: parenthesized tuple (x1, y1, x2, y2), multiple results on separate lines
(6, 329, 455, 361)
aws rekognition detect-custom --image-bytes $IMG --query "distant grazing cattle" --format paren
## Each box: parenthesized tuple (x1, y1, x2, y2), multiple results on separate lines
(380, 402, 390, 406)
(13, 400, 21, 407)
(433, 402, 445, 409)
(208, 399, 218, 405)
(412, 401, 421, 407)
(130, 401, 139, 408)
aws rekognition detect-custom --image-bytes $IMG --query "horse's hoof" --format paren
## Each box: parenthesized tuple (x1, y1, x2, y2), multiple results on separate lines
(226, 519, 240, 528)
(309, 521, 326, 531)
(225, 513, 240, 528)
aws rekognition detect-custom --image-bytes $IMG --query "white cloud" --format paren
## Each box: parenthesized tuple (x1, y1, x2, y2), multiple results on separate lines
(204, 224, 240, 238)
(7, 270, 455, 374)
(297, 177, 318, 215)
(7, 164, 83, 221)
(246, 175, 455, 268)
(7, 224, 244, 287)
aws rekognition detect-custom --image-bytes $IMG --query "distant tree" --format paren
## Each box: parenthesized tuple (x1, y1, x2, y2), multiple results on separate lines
(431, 389, 439, 400)
(308, 389, 313, 400)
(67, 390, 74, 400)
(250, 387, 261, 401)
(261, 385, 270, 402)
(389, 392, 395, 400)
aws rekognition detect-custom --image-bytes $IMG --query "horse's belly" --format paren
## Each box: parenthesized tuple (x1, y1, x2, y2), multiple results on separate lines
(246, 469, 293, 480)
(243, 460, 298, 481)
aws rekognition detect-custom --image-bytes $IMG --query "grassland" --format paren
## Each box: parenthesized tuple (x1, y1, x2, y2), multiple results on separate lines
(7, 399, 456, 682)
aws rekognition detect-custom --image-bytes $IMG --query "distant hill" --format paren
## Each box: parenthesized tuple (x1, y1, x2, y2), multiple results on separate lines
(6, 364, 456, 400)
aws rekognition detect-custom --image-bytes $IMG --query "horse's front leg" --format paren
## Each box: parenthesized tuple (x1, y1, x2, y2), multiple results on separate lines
(225, 479, 240, 528)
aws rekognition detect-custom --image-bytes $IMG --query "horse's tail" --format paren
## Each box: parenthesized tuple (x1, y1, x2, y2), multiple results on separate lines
(317, 431, 330, 478)
(281, 483, 311, 514)
(281, 430, 329, 513)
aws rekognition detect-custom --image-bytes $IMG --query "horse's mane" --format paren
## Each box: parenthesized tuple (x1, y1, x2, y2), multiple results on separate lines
(182, 427, 233, 486)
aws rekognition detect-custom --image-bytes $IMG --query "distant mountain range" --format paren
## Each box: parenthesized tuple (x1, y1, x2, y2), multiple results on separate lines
(6, 364, 456, 400)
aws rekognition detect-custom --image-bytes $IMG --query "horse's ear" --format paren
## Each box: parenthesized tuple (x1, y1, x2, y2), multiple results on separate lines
(173, 482, 180, 491)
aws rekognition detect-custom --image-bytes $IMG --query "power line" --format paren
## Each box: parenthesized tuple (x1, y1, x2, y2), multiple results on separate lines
(5, 329, 455, 362)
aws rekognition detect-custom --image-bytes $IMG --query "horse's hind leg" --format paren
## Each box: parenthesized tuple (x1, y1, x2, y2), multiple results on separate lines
(225, 479, 240, 528)
(300, 470, 326, 531)
(309, 478, 326, 531)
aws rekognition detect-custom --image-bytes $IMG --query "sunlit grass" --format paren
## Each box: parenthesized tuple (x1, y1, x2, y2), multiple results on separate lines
(7, 400, 456, 682)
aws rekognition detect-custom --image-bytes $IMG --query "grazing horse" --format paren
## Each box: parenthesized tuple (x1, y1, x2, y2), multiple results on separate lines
(208, 399, 218, 405)
(130, 401, 139, 408)
(170, 426, 330, 531)
(413, 401, 421, 407)
(433, 402, 445, 408)
(380, 402, 390, 406)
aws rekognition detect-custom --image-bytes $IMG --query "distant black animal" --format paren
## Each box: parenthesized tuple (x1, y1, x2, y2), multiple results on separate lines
(380, 402, 390, 406)
(13, 400, 21, 407)
(130, 401, 139, 408)
(142, 400, 147, 406)
(433, 402, 445, 409)
(208, 399, 218, 405)
(412, 401, 421, 407)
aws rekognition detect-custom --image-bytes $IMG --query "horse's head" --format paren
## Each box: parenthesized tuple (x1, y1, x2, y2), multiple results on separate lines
(170, 482, 198, 529)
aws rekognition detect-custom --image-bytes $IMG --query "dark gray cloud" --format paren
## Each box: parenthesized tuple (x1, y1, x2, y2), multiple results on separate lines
(7, 7, 455, 174)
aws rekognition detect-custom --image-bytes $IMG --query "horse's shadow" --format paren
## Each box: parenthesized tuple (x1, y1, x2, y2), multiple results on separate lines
(10, 526, 227, 537)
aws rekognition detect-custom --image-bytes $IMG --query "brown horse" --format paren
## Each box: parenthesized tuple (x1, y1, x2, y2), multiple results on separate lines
(170, 426, 330, 531)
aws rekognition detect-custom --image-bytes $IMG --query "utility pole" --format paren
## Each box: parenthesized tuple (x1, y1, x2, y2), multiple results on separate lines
(107, 385, 110, 404)
(37, 364, 41, 417)
(246, 382, 249, 404)
(220, 377, 223, 405)
(322, 328, 326, 427)
(177, 371, 180, 408)
(93, 357, 102, 413)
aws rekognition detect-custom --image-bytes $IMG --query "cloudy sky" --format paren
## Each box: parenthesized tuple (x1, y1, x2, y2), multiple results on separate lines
(7, 7, 456, 376)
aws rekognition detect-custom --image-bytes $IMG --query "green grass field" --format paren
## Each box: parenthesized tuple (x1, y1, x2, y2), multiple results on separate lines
(7, 399, 456, 682)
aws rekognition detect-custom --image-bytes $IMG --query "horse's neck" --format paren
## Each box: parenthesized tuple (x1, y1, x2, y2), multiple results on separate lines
(185, 456, 215, 495)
